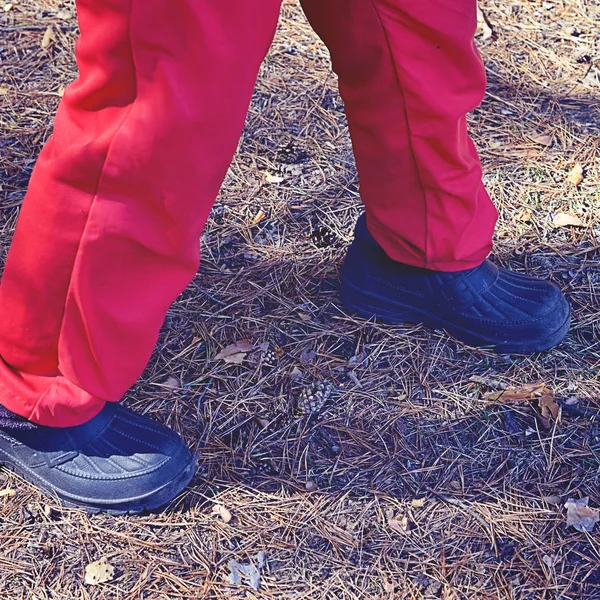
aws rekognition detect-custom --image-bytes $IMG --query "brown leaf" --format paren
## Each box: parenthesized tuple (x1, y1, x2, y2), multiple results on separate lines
(516, 208, 533, 223)
(538, 392, 561, 422)
(214, 342, 255, 364)
(553, 212, 584, 228)
(84, 557, 115, 586)
(211, 504, 232, 523)
(483, 382, 546, 402)
(383, 579, 396, 594)
(566, 164, 584, 186)
(388, 514, 410, 534)
(564, 497, 599, 532)
(542, 495, 562, 506)
(41, 25, 55, 49)
(529, 134, 553, 146)
(484, 383, 561, 423)
(251, 209, 266, 225)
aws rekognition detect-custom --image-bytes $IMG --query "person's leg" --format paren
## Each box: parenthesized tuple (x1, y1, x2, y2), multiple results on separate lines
(0, 0, 282, 427)
(0, 0, 282, 512)
(301, 0, 570, 352)
(301, 0, 496, 270)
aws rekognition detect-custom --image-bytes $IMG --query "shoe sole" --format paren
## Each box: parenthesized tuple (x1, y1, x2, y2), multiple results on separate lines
(0, 447, 197, 516)
(340, 281, 571, 354)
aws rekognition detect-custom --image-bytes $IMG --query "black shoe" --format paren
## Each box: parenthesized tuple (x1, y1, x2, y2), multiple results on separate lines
(340, 215, 571, 354)
(0, 402, 196, 514)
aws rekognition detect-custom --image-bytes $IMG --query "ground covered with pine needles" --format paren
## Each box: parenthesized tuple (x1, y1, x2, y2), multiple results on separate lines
(1, 1, 599, 598)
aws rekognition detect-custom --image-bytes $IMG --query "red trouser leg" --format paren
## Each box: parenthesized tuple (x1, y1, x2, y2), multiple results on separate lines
(0, 0, 282, 426)
(301, 0, 498, 271)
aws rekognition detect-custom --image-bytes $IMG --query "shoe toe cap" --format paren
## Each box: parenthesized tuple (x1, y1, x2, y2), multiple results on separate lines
(49, 405, 195, 510)
(476, 271, 571, 350)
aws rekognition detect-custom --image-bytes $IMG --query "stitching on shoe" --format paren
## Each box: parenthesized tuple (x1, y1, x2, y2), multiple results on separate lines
(110, 427, 168, 452)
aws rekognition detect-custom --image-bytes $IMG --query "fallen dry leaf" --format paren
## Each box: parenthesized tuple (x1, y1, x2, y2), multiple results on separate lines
(0, 488, 16, 498)
(212, 504, 232, 524)
(529, 133, 553, 146)
(162, 376, 180, 389)
(251, 209, 266, 225)
(388, 514, 410, 534)
(564, 497, 599, 532)
(542, 554, 560, 568)
(484, 383, 561, 423)
(516, 208, 533, 223)
(228, 552, 266, 590)
(484, 382, 546, 402)
(476, 6, 494, 40)
(566, 164, 584, 186)
(264, 171, 284, 184)
(542, 495, 563, 506)
(41, 25, 55, 49)
(538, 392, 561, 422)
(553, 212, 584, 228)
(56, 9, 73, 20)
(411, 498, 426, 509)
(214, 341, 255, 364)
(84, 557, 115, 586)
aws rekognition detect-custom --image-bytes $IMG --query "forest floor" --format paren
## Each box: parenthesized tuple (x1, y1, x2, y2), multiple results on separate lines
(0, 0, 599, 598)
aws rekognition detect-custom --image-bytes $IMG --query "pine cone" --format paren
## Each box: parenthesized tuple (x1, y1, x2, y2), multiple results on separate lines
(297, 381, 333, 416)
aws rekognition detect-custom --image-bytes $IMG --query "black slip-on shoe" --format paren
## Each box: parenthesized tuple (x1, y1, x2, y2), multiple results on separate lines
(340, 215, 571, 354)
(0, 402, 196, 515)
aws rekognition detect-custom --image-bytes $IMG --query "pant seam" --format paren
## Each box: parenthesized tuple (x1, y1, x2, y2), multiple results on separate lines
(27, 0, 139, 420)
(366, 0, 431, 267)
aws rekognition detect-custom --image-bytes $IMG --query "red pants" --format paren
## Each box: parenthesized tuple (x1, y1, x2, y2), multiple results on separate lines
(0, 0, 497, 426)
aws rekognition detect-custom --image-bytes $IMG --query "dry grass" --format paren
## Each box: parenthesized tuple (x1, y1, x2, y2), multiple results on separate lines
(1, 0, 600, 598)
